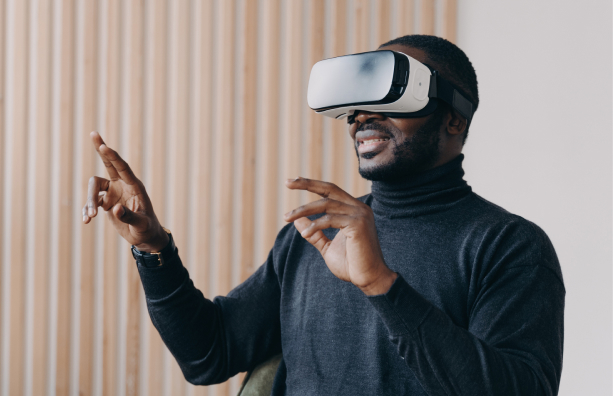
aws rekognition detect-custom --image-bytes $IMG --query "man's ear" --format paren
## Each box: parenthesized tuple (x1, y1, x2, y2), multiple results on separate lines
(446, 109, 467, 137)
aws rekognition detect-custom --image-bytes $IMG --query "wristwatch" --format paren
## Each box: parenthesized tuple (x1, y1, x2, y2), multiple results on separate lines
(131, 227, 176, 268)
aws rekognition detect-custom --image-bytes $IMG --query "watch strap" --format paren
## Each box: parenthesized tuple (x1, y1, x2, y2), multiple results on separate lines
(131, 228, 176, 268)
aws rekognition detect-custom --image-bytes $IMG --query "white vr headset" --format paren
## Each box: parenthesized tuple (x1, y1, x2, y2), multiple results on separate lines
(307, 50, 475, 126)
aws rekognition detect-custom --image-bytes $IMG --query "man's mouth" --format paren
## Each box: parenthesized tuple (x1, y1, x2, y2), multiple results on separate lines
(358, 138, 390, 155)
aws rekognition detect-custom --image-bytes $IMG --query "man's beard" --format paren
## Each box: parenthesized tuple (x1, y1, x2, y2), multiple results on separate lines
(355, 109, 445, 183)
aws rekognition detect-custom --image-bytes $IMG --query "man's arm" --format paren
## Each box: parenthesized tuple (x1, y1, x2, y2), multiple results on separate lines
(81, 132, 285, 385)
(366, 222, 565, 396)
(137, 224, 293, 385)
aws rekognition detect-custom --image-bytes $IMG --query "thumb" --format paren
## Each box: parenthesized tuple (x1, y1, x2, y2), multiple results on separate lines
(112, 203, 148, 229)
(294, 217, 330, 254)
(293, 217, 311, 235)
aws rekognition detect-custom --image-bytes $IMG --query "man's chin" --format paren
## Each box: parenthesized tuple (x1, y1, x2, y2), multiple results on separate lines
(358, 156, 441, 182)
(358, 163, 400, 182)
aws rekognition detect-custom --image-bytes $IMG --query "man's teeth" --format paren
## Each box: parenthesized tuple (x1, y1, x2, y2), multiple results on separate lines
(361, 138, 389, 145)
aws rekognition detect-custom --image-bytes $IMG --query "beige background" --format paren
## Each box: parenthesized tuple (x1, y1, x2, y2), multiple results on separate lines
(457, 1, 612, 395)
(0, 0, 457, 395)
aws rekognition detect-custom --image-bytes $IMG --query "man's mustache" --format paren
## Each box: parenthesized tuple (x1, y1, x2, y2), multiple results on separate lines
(355, 121, 394, 139)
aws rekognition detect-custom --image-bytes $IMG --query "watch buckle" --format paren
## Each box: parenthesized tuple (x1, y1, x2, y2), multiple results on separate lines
(152, 251, 164, 267)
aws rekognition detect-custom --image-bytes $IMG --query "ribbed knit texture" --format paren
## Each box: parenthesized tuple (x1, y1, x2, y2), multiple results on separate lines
(137, 154, 565, 395)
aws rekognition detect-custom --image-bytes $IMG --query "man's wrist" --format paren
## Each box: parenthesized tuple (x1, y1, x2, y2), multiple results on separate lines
(359, 269, 398, 296)
(132, 228, 176, 268)
(134, 229, 170, 253)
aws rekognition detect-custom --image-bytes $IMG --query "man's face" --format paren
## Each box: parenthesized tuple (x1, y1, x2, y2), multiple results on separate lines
(348, 45, 446, 182)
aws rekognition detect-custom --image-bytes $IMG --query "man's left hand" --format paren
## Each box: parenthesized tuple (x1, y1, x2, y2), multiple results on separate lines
(284, 177, 398, 295)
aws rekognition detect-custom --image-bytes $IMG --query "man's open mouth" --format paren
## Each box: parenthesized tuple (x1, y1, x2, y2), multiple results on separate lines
(358, 138, 390, 154)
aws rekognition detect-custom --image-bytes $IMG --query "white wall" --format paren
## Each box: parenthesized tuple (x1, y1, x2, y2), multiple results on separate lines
(457, 1, 611, 394)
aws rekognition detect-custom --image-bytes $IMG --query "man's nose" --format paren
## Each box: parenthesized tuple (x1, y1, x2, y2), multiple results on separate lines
(354, 111, 386, 124)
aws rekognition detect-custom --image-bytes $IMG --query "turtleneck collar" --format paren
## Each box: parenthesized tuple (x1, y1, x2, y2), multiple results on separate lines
(366, 153, 472, 219)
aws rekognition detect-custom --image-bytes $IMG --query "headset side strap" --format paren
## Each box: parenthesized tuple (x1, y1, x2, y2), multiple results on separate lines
(429, 71, 473, 124)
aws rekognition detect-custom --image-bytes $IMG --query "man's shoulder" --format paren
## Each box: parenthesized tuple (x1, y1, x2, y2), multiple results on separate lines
(480, 195, 551, 235)
(462, 193, 564, 288)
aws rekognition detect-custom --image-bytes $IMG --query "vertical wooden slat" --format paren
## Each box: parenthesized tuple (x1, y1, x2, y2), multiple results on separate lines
(212, 0, 237, 296)
(78, 0, 99, 395)
(307, 0, 325, 203)
(188, 0, 214, 296)
(189, 3, 213, 394)
(239, 0, 259, 283)
(328, 0, 347, 189)
(377, 0, 392, 45)
(396, 0, 414, 37)
(353, 0, 370, 52)
(124, 1, 144, 395)
(0, 0, 5, 387)
(211, 0, 235, 395)
(167, 0, 191, 393)
(55, 0, 76, 394)
(7, 0, 29, 394)
(258, 0, 281, 262)
(187, 0, 213, 323)
(441, 0, 457, 43)
(0, 0, 5, 388)
(420, 0, 435, 35)
(234, 0, 259, 388)
(31, 1, 53, 394)
(281, 0, 303, 215)
(102, 1, 121, 395)
(144, 2, 169, 396)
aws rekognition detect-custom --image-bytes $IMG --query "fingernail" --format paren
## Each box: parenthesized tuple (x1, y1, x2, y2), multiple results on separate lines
(83, 215, 88, 222)
(88, 207, 94, 216)
(284, 212, 290, 218)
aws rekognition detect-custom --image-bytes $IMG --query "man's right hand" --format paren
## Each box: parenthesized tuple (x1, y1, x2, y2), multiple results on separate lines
(82, 131, 169, 253)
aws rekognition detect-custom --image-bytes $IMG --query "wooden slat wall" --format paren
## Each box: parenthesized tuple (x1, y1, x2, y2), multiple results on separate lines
(7, 1, 28, 395)
(143, 1, 169, 395)
(102, 1, 121, 394)
(421, 0, 435, 35)
(280, 0, 303, 218)
(31, 2, 53, 395)
(257, 0, 281, 277)
(54, 0, 76, 394)
(186, 1, 214, 395)
(78, 1, 99, 395)
(0, 1, 456, 395)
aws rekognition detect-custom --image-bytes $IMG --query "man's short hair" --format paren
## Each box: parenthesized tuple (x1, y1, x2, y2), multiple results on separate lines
(380, 35, 479, 145)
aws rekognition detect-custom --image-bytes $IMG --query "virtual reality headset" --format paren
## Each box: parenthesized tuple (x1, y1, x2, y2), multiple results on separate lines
(307, 50, 475, 126)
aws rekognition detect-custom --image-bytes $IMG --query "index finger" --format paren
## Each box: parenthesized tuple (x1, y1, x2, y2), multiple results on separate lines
(284, 177, 357, 203)
(91, 131, 120, 180)
(98, 144, 139, 185)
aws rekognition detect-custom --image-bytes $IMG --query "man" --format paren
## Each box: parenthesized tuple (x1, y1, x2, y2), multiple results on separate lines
(83, 35, 565, 395)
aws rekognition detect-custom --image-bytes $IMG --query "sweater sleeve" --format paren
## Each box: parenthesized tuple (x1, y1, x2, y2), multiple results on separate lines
(366, 221, 565, 396)
(137, 224, 294, 385)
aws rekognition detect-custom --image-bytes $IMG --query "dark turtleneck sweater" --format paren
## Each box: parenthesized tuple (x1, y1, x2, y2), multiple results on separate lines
(137, 154, 565, 395)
